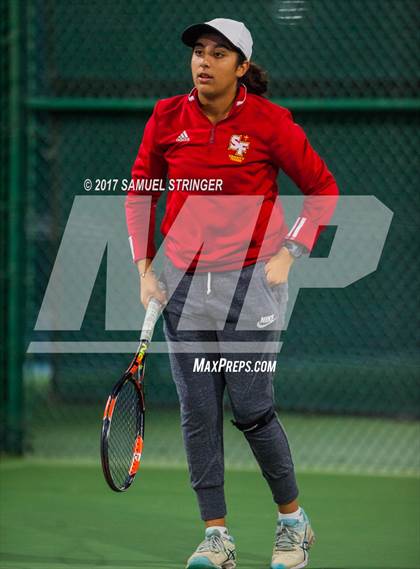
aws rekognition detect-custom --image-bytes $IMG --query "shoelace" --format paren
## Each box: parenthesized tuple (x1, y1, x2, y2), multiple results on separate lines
(197, 534, 225, 554)
(274, 523, 301, 551)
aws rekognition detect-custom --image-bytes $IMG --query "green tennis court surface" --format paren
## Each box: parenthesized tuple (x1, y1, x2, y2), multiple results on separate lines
(1, 462, 419, 569)
(25, 407, 420, 477)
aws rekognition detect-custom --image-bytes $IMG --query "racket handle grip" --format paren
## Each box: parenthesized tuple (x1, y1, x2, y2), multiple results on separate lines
(141, 297, 163, 342)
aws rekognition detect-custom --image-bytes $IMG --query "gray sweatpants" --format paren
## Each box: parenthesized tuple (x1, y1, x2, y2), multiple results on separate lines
(161, 257, 298, 521)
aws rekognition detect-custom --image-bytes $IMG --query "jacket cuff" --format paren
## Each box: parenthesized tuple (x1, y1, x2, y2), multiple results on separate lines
(284, 218, 323, 253)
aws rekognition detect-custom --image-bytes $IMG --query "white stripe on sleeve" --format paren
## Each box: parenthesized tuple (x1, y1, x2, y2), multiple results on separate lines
(128, 236, 135, 260)
(290, 217, 307, 238)
(286, 217, 301, 238)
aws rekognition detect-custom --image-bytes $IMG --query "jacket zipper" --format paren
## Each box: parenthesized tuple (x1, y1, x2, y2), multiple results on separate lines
(209, 126, 215, 144)
(200, 85, 247, 145)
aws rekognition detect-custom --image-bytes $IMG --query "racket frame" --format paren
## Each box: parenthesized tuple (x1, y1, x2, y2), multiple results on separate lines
(100, 341, 148, 492)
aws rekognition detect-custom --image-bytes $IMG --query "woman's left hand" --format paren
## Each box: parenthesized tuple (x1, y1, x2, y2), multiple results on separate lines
(264, 247, 295, 286)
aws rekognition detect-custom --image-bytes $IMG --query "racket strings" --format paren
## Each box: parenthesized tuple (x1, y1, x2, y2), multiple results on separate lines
(107, 381, 141, 488)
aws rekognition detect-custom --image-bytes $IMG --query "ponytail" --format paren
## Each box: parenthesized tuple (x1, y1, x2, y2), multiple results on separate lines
(241, 62, 268, 96)
(237, 53, 268, 96)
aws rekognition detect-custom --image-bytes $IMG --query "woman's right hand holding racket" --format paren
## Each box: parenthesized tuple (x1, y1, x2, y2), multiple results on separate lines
(137, 259, 167, 309)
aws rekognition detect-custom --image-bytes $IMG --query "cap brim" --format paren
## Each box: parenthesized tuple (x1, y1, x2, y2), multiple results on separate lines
(181, 23, 236, 51)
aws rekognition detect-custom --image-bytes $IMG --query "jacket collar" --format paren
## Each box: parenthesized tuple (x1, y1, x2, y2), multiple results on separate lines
(187, 83, 248, 119)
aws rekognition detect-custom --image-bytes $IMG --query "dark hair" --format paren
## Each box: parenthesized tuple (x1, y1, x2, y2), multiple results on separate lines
(237, 52, 268, 96)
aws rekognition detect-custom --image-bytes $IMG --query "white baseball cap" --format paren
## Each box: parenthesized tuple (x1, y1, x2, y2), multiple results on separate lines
(181, 18, 253, 60)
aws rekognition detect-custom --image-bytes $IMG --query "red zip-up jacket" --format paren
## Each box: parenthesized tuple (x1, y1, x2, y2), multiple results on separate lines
(125, 84, 339, 272)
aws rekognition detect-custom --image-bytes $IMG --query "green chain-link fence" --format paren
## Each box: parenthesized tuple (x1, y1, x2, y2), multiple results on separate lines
(2, 0, 419, 474)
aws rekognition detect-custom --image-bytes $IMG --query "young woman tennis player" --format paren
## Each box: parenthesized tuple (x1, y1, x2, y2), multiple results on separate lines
(126, 18, 339, 569)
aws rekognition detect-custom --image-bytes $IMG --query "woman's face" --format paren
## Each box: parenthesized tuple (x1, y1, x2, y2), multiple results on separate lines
(191, 33, 249, 98)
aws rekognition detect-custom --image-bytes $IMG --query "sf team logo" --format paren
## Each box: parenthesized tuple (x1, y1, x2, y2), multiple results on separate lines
(228, 134, 250, 163)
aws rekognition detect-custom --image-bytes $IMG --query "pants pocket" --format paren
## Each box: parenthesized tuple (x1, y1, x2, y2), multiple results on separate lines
(258, 262, 289, 305)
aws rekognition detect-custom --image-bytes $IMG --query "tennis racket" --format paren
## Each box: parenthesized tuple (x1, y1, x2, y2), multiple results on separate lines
(100, 297, 163, 492)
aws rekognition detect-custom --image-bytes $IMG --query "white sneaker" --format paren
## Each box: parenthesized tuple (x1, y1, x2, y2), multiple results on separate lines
(271, 509, 315, 569)
(186, 527, 236, 569)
